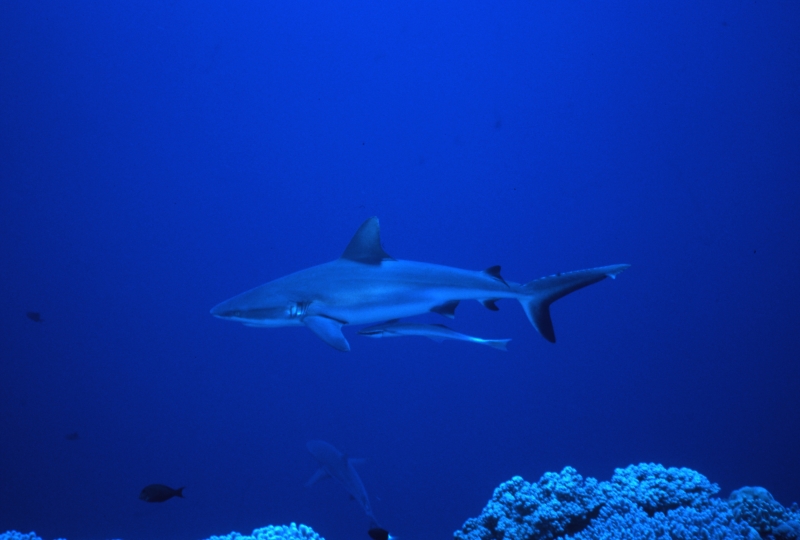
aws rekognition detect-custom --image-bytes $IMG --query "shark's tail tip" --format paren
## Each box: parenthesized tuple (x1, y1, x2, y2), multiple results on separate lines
(487, 339, 511, 351)
(605, 263, 631, 279)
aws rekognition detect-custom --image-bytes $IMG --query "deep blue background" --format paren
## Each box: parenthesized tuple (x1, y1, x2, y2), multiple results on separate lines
(1, 1, 799, 539)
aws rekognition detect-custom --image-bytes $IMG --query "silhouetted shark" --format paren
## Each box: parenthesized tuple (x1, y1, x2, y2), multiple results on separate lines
(306, 440, 376, 523)
(211, 217, 629, 351)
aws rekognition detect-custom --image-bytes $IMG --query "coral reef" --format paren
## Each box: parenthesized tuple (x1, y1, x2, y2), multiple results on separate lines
(0, 534, 44, 540)
(0, 523, 321, 540)
(455, 463, 800, 540)
(203, 523, 324, 540)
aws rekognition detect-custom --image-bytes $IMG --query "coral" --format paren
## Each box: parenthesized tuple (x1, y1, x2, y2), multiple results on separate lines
(774, 521, 800, 540)
(728, 486, 790, 537)
(453, 464, 799, 540)
(204, 523, 324, 540)
(574, 497, 759, 540)
(0, 523, 322, 540)
(606, 463, 719, 515)
(0, 534, 43, 540)
(456, 468, 603, 540)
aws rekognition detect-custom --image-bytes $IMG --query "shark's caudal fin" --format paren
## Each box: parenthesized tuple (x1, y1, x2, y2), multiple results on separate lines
(519, 264, 630, 343)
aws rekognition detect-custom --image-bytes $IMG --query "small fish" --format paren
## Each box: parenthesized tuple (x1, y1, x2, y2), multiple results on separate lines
(65, 432, 79, 441)
(139, 484, 184, 503)
(359, 322, 511, 351)
(26, 312, 42, 323)
(368, 527, 392, 540)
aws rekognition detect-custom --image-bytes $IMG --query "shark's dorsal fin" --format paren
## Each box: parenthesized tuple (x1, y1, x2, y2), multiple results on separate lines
(341, 217, 394, 265)
(483, 266, 508, 286)
(431, 300, 459, 318)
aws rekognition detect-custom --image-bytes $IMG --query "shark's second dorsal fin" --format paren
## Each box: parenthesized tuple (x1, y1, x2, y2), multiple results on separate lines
(341, 217, 394, 265)
(483, 265, 508, 286)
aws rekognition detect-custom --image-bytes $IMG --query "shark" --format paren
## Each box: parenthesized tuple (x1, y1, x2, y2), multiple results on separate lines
(306, 440, 376, 523)
(210, 217, 629, 351)
(359, 321, 512, 351)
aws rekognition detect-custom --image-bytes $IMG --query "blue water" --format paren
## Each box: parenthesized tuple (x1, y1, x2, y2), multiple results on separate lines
(1, 2, 798, 540)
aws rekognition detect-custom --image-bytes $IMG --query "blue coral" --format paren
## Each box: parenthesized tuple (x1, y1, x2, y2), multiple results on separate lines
(0, 533, 43, 540)
(728, 487, 790, 537)
(1, 523, 322, 540)
(606, 463, 718, 514)
(454, 463, 799, 540)
(203, 523, 324, 540)
(456, 467, 603, 540)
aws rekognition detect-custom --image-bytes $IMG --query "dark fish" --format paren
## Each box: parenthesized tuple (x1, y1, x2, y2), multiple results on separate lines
(368, 527, 390, 540)
(26, 312, 42, 322)
(65, 432, 79, 441)
(139, 484, 184, 503)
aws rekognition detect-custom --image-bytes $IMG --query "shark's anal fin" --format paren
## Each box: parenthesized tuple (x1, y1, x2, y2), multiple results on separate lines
(305, 467, 330, 487)
(431, 300, 459, 319)
(481, 299, 500, 311)
(303, 316, 350, 352)
(483, 265, 508, 286)
(341, 217, 395, 265)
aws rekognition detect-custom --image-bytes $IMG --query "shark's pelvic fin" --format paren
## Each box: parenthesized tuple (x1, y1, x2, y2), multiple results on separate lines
(340, 217, 395, 265)
(431, 300, 460, 319)
(303, 315, 350, 351)
(519, 264, 630, 343)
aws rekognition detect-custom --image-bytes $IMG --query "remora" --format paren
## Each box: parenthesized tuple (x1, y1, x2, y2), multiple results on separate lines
(210, 217, 629, 351)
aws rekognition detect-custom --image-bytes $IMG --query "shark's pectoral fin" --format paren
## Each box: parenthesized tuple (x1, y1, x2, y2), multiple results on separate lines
(431, 300, 459, 318)
(303, 316, 350, 352)
(306, 468, 329, 487)
(341, 217, 395, 264)
(305, 467, 329, 487)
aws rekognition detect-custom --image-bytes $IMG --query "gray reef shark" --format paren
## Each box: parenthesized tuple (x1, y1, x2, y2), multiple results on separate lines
(306, 440, 377, 523)
(210, 217, 629, 351)
(359, 321, 511, 351)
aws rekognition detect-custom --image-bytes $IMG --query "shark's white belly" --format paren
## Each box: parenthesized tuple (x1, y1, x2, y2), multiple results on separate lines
(308, 280, 519, 326)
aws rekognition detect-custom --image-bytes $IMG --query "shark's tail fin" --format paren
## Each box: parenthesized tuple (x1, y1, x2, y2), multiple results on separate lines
(518, 264, 630, 343)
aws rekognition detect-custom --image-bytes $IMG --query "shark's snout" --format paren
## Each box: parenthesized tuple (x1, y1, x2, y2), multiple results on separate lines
(210, 301, 234, 318)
